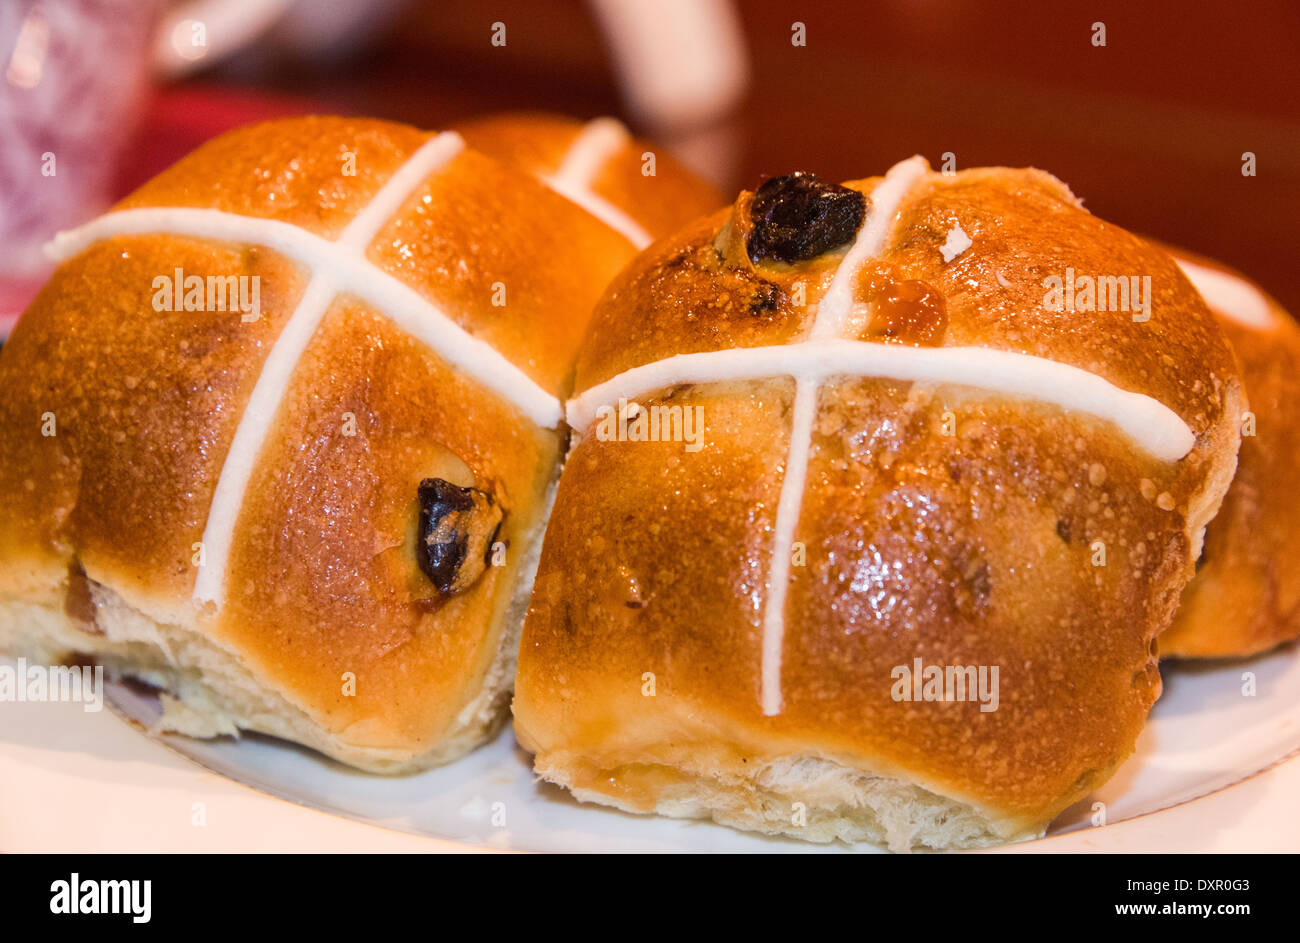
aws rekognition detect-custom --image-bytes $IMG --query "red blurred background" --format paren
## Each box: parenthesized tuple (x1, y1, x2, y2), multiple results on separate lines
(10, 0, 1300, 314)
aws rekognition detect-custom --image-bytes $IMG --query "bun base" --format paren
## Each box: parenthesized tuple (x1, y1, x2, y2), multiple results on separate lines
(532, 749, 1035, 852)
(0, 479, 556, 773)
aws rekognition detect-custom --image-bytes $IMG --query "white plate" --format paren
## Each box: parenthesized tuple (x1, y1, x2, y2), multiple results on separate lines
(27, 640, 1285, 853)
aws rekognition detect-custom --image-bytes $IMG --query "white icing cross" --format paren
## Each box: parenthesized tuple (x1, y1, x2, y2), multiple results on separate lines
(543, 117, 654, 249)
(47, 124, 638, 610)
(1175, 258, 1276, 331)
(567, 156, 1198, 716)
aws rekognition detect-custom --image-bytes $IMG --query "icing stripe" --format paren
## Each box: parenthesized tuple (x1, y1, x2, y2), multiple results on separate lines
(568, 340, 1196, 462)
(339, 132, 466, 247)
(1176, 258, 1275, 331)
(192, 134, 472, 606)
(569, 154, 1202, 717)
(47, 132, 564, 610)
(811, 156, 930, 340)
(192, 276, 337, 604)
(760, 378, 818, 716)
(544, 118, 653, 249)
(760, 155, 929, 713)
(47, 209, 562, 428)
(552, 118, 631, 190)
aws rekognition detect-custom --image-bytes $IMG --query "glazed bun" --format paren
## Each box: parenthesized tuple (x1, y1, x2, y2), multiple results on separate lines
(1158, 250, 1300, 659)
(514, 159, 1245, 849)
(0, 114, 717, 772)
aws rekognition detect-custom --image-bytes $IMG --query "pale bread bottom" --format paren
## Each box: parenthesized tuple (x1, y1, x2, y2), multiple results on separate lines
(533, 752, 1039, 852)
(0, 479, 556, 774)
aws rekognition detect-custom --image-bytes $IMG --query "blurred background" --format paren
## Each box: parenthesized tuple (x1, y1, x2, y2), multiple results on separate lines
(2, 0, 1297, 333)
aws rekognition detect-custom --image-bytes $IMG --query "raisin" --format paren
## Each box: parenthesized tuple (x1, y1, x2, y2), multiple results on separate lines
(746, 172, 867, 264)
(416, 478, 503, 596)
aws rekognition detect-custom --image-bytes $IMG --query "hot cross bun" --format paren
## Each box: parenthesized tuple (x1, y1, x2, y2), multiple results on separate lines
(1158, 249, 1300, 659)
(0, 114, 718, 772)
(514, 159, 1245, 849)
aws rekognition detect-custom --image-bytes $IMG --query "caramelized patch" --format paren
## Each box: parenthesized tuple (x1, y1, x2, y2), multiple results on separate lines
(643, 233, 791, 326)
(859, 272, 949, 346)
(748, 280, 784, 315)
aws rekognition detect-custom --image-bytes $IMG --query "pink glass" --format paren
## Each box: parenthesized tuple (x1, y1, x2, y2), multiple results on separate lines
(1, 0, 160, 285)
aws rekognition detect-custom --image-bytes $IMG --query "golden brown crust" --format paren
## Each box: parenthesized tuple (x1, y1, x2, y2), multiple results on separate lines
(220, 297, 559, 751)
(577, 167, 1238, 434)
(516, 162, 1245, 841)
(455, 112, 722, 245)
(453, 113, 574, 176)
(364, 147, 627, 397)
(586, 131, 724, 241)
(0, 235, 309, 603)
(781, 387, 1180, 822)
(119, 116, 431, 240)
(574, 209, 810, 385)
(0, 113, 715, 768)
(1159, 249, 1300, 658)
